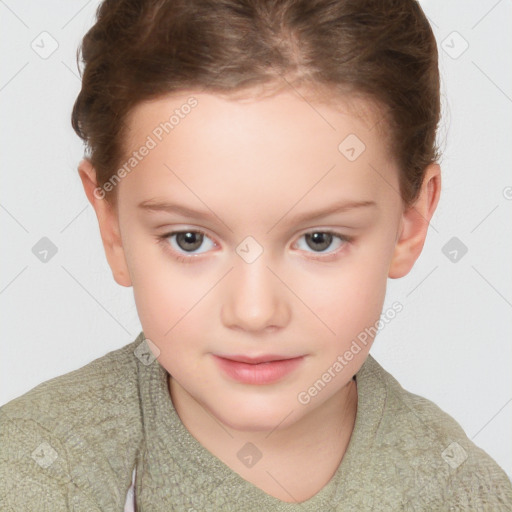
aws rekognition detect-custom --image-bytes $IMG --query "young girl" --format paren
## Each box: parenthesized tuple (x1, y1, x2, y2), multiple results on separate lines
(1, 0, 511, 510)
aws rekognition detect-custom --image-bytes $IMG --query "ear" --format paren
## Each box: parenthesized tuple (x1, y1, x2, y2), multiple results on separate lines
(78, 158, 132, 287)
(388, 163, 441, 279)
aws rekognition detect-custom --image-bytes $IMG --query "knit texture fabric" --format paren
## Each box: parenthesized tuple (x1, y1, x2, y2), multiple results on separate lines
(1, 332, 511, 511)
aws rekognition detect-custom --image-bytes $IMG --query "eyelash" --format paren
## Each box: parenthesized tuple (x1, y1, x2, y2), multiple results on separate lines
(156, 228, 213, 264)
(156, 229, 353, 264)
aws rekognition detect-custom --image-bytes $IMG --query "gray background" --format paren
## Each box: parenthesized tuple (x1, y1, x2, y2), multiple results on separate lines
(1, 0, 511, 479)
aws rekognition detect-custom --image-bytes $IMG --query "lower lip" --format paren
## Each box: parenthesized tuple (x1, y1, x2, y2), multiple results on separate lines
(212, 355, 304, 385)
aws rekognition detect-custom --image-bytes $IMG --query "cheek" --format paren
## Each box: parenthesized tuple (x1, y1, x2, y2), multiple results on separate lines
(133, 273, 212, 341)
(126, 239, 212, 337)
(307, 253, 389, 343)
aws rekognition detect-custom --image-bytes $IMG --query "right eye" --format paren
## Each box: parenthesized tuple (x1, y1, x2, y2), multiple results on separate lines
(157, 229, 217, 262)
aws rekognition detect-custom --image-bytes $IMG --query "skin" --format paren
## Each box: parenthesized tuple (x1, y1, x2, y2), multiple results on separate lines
(79, 86, 441, 503)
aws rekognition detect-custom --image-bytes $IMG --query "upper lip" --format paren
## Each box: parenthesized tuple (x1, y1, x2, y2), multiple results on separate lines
(214, 354, 303, 364)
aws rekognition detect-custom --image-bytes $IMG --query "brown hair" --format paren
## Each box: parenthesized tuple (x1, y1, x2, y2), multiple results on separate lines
(71, 0, 441, 210)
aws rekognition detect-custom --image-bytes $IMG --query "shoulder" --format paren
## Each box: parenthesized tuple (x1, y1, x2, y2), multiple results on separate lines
(360, 355, 512, 510)
(0, 333, 146, 511)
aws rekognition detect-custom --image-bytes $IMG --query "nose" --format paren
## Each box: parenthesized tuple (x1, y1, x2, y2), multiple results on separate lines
(221, 254, 291, 333)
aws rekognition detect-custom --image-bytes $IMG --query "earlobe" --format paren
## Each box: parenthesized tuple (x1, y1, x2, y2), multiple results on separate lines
(77, 158, 133, 288)
(388, 163, 441, 279)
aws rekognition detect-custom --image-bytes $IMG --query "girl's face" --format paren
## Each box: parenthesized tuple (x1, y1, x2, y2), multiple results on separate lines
(100, 88, 407, 431)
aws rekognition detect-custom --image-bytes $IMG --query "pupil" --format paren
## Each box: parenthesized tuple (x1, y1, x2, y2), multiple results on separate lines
(177, 232, 203, 251)
(307, 232, 332, 251)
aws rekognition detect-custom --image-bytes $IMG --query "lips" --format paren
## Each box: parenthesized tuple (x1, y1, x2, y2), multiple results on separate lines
(215, 354, 301, 364)
(212, 354, 305, 384)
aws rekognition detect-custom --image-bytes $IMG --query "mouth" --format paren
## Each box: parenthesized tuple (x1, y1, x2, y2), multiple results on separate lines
(211, 354, 305, 385)
(214, 354, 303, 364)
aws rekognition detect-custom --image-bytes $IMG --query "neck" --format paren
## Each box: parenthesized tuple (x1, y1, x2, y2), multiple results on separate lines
(168, 373, 357, 470)
(168, 375, 358, 502)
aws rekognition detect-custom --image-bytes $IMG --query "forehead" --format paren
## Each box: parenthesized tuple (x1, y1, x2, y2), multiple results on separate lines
(118, 88, 398, 212)
(125, 85, 390, 149)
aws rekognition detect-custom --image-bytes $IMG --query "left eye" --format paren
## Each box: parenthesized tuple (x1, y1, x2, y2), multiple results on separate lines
(294, 231, 348, 254)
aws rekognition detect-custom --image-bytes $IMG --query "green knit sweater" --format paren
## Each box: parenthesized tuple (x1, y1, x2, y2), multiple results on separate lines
(1, 332, 511, 511)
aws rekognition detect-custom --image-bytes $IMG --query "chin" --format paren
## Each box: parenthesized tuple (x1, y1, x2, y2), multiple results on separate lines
(212, 402, 301, 433)
(220, 416, 281, 433)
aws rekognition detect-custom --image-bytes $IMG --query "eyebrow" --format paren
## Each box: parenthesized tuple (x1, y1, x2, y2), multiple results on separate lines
(137, 198, 377, 224)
